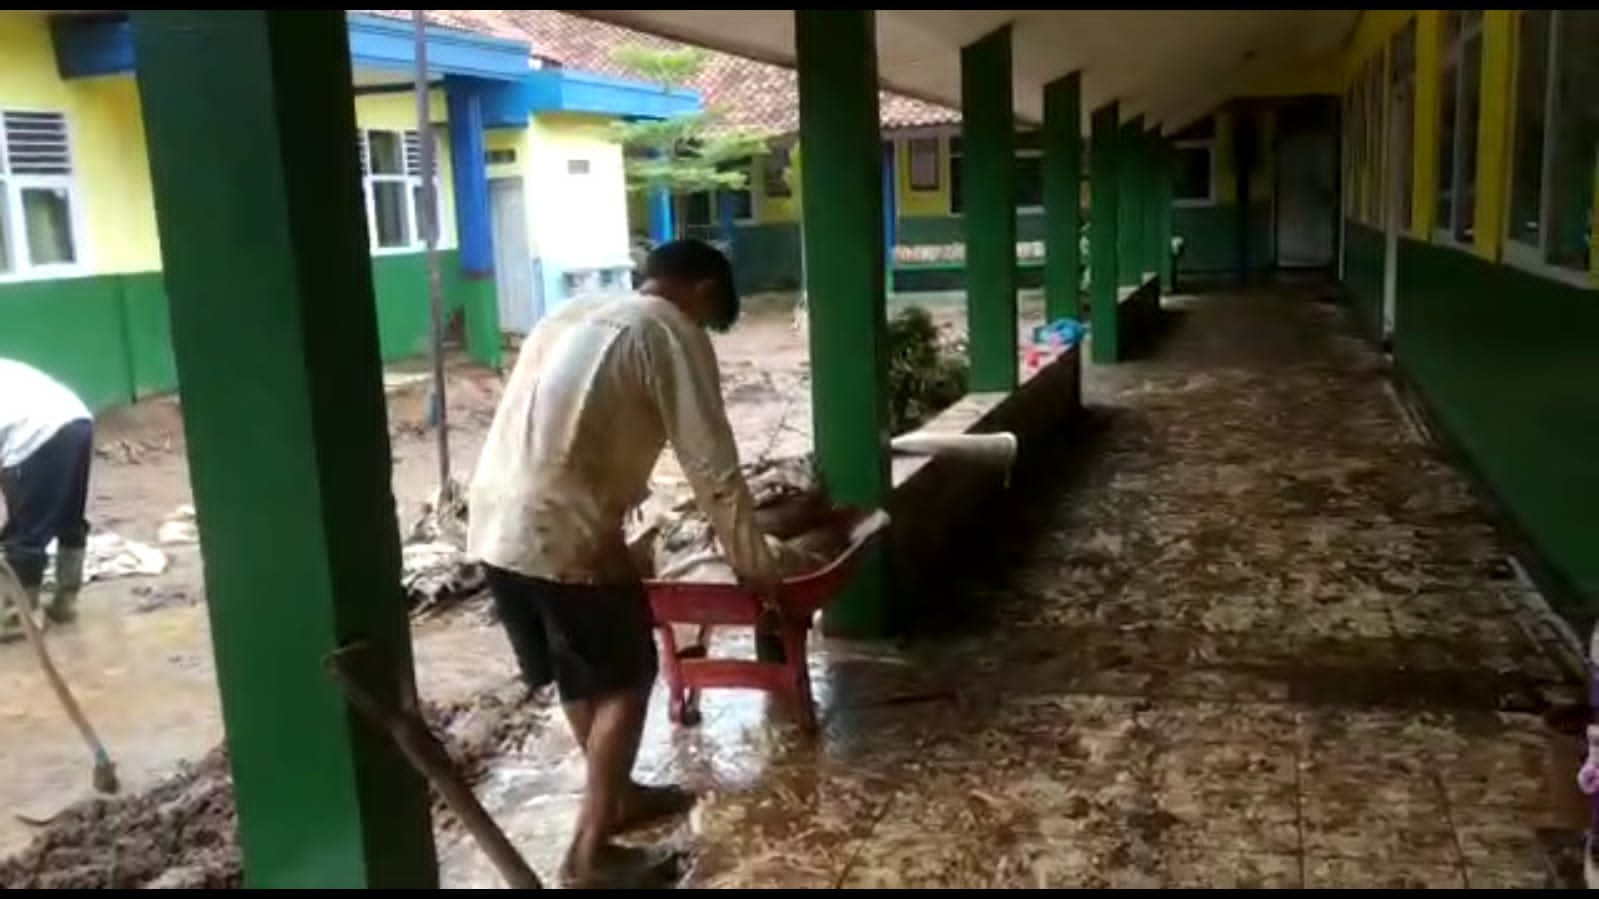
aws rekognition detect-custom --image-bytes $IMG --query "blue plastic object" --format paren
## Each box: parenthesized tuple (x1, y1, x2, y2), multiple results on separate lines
(1033, 317, 1085, 347)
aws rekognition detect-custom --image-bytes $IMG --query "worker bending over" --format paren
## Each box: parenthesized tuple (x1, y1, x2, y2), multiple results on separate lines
(1, 357, 94, 641)
(468, 239, 778, 888)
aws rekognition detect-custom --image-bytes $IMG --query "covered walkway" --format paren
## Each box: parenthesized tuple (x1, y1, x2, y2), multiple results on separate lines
(43, 7, 1590, 888)
(439, 285, 1583, 889)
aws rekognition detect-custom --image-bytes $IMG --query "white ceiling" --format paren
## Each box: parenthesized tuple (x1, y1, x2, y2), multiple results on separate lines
(567, 9, 1359, 133)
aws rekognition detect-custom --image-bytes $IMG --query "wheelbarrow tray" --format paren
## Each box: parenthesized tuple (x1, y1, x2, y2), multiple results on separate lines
(645, 507, 888, 732)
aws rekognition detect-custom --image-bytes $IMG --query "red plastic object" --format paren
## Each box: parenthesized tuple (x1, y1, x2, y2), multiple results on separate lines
(646, 508, 889, 734)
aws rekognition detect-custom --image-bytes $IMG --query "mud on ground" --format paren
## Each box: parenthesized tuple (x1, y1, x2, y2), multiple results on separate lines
(0, 678, 548, 889)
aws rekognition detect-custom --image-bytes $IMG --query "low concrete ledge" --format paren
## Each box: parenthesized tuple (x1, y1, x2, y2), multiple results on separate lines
(884, 343, 1084, 622)
(1116, 274, 1164, 359)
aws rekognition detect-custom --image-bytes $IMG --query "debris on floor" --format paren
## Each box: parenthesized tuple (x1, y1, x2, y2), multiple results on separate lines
(403, 483, 485, 617)
(44, 533, 167, 587)
(634, 455, 848, 586)
(156, 506, 199, 546)
(0, 679, 548, 889)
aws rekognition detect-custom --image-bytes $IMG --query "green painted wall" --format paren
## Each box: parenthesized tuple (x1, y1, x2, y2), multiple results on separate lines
(0, 275, 134, 411)
(369, 250, 468, 362)
(898, 211, 1047, 245)
(1388, 238, 1599, 612)
(721, 211, 1050, 295)
(1172, 203, 1275, 275)
(731, 223, 803, 293)
(123, 272, 178, 398)
(0, 249, 472, 412)
(1342, 222, 1385, 336)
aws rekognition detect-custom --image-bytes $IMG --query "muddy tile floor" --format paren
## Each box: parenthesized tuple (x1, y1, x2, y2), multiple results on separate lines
(449, 286, 1587, 889)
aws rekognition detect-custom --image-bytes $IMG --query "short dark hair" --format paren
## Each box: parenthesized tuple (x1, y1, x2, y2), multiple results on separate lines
(644, 239, 741, 332)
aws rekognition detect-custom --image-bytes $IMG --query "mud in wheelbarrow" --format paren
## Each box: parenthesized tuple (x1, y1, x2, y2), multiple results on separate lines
(646, 507, 890, 734)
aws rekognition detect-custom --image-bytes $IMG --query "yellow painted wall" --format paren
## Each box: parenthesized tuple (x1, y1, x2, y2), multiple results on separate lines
(0, 13, 161, 275)
(524, 112, 631, 269)
(484, 127, 524, 181)
(898, 136, 953, 218)
(0, 13, 465, 279)
(1472, 10, 1513, 260)
(752, 154, 798, 223)
(745, 134, 957, 225)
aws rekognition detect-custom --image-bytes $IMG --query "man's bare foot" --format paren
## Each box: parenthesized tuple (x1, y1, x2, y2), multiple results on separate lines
(559, 842, 681, 889)
(615, 783, 696, 834)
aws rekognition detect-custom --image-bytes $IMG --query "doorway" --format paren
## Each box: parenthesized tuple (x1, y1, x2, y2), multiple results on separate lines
(1275, 101, 1338, 269)
(489, 176, 539, 335)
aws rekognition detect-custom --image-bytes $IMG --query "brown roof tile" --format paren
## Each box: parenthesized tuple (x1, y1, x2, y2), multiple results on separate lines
(361, 9, 960, 136)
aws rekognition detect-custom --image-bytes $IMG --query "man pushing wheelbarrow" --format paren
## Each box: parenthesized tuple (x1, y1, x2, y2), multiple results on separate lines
(467, 239, 787, 889)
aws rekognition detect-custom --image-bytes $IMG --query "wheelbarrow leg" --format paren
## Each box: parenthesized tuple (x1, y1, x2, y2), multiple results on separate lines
(656, 623, 706, 727)
(781, 623, 818, 735)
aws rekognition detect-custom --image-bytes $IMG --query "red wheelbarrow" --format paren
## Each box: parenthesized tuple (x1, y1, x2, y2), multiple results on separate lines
(647, 508, 889, 734)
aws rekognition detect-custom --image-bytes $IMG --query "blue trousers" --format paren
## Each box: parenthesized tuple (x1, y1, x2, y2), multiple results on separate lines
(1, 419, 93, 589)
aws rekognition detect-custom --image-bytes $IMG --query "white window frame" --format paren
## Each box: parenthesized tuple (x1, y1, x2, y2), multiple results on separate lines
(1173, 139, 1218, 208)
(1433, 10, 1484, 249)
(358, 128, 442, 256)
(1501, 10, 1594, 289)
(0, 109, 88, 283)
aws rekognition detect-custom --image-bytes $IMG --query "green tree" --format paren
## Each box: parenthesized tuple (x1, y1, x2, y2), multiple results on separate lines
(610, 44, 767, 196)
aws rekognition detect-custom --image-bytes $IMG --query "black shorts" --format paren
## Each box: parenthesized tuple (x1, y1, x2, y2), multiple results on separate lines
(484, 565, 659, 703)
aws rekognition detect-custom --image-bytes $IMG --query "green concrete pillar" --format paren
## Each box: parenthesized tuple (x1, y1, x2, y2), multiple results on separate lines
(1090, 102, 1121, 364)
(1117, 116, 1144, 287)
(1043, 73, 1082, 324)
(960, 27, 1018, 392)
(132, 11, 436, 888)
(1158, 138, 1177, 291)
(463, 279, 501, 369)
(794, 10, 890, 637)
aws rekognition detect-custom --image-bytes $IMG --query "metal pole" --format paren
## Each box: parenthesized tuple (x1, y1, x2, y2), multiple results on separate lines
(413, 10, 451, 495)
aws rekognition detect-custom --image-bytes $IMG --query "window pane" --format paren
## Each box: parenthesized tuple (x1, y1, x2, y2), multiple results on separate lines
(367, 130, 404, 175)
(411, 182, 433, 245)
(1393, 22, 1418, 232)
(1548, 11, 1599, 271)
(1015, 154, 1044, 208)
(372, 180, 410, 248)
(907, 138, 940, 191)
(1175, 144, 1212, 201)
(1368, 60, 1385, 225)
(1436, 58, 1457, 230)
(1508, 10, 1550, 247)
(725, 189, 753, 221)
(21, 185, 75, 265)
(0, 185, 11, 273)
(1456, 33, 1482, 241)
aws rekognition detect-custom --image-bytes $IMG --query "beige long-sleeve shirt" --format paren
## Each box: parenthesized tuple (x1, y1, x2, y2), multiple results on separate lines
(467, 292, 779, 589)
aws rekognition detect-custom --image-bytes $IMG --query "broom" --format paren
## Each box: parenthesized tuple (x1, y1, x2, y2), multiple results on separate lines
(1, 559, 119, 794)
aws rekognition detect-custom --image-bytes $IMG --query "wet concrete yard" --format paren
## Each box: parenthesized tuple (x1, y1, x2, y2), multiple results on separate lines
(445, 286, 1585, 888)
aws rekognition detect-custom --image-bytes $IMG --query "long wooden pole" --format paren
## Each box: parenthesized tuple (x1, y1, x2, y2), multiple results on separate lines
(414, 11, 451, 495)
